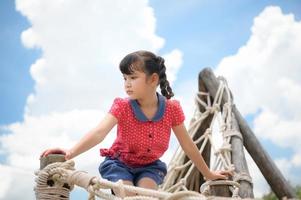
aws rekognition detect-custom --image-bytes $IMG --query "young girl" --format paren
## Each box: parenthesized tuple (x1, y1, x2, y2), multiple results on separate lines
(41, 50, 231, 196)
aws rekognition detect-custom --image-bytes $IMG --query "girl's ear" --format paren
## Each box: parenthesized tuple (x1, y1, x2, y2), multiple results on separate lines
(149, 73, 159, 86)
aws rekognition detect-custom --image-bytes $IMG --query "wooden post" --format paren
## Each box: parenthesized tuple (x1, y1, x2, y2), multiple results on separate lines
(39, 154, 70, 190)
(40, 154, 66, 169)
(231, 113, 254, 198)
(210, 185, 231, 197)
(199, 67, 296, 199)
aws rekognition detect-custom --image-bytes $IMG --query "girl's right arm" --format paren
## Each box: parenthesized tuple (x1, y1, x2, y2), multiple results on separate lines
(41, 113, 118, 160)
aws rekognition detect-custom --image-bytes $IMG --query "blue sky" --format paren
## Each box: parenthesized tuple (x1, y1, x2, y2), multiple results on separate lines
(0, 1, 40, 125)
(1, 0, 301, 199)
(1, 0, 300, 126)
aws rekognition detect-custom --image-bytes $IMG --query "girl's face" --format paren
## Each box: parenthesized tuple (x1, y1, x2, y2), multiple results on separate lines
(123, 70, 157, 99)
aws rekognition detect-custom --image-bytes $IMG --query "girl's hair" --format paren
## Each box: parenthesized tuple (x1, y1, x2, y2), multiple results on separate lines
(119, 50, 174, 99)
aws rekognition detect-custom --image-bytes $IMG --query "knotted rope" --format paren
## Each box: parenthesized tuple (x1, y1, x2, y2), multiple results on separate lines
(161, 77, 252, 197)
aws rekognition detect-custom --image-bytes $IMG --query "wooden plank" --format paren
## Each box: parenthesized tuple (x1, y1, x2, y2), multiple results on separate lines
(199, 67, 296, 199)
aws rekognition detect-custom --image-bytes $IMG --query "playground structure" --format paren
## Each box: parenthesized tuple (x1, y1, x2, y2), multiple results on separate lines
(34, 68, 297, 200)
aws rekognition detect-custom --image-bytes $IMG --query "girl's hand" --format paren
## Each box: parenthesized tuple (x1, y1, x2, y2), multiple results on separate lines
(40, 148, 73, 160)
(205, 170, 233, 181)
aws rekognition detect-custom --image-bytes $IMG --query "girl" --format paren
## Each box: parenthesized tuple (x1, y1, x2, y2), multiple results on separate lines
(41, 50, 231, 196)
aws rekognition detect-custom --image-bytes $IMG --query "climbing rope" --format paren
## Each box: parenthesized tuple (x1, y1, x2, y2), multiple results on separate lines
(161, 77, 252, 197)
(34, 77, 252, 199)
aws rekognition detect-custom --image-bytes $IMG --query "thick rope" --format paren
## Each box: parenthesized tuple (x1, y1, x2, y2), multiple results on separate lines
(34, 160, 75, 200)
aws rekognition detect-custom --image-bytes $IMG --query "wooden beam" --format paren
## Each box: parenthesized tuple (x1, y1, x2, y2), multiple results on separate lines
(199, 67, 296, 199)
(231, 113, 254, 198)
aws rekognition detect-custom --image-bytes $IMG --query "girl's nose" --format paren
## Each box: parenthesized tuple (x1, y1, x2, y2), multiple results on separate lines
(125, 80, 131, 88)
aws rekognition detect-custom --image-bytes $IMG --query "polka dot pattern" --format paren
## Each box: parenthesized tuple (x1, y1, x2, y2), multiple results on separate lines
(100, 97, 185, 166)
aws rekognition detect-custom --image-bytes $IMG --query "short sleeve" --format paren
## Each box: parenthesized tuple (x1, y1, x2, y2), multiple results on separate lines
(109, 98, 125, 121)
(171, 100, 185, 127)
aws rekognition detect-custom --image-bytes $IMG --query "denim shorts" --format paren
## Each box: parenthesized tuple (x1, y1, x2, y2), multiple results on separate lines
(99, 157, 167, 185)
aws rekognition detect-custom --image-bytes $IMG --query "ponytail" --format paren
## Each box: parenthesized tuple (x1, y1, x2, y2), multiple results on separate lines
(156, 56, 174, 99)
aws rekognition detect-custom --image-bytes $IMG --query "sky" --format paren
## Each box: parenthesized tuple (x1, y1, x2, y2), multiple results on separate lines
(1, 0, 301, 199)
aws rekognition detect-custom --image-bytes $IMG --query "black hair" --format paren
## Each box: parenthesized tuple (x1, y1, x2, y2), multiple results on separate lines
(119, 50, 174, 99)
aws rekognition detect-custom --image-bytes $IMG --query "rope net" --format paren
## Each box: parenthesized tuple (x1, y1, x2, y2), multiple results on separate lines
(34, 78, 252, 200)
(161, 77, 252, 197)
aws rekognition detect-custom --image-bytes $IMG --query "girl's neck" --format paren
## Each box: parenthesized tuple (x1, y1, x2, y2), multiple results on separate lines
(136, 93, 158, 108)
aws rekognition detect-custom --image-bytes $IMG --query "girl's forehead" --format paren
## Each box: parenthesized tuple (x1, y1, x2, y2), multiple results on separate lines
(123, 70, 146, 76)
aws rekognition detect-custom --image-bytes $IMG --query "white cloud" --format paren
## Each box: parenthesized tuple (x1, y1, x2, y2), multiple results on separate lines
(0, 164, 34, 199)
(0, 165, 11, 199)
(0, 0, 183, 199)
(21, 27, 39, 48)
(292, 154, 301, 167)
(163, 49, 183, 84)
(215, 6, 301, 196)
(17, 0, 167, 116)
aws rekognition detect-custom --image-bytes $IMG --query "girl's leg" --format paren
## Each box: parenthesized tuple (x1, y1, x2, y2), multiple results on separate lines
(99, 158, 136, 196)
(136, 177, 158, 190)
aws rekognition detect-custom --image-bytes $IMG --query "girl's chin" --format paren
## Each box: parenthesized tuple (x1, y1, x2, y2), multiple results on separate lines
(127, 95, 136, 99)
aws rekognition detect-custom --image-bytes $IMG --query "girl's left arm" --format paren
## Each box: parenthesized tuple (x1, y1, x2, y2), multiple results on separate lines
(172, 123, 230, 180)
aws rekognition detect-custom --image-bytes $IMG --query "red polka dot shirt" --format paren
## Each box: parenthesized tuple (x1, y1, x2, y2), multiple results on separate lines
(100, 93, 185, 166)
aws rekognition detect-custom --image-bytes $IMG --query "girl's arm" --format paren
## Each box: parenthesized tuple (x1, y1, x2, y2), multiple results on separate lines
(172, 123, 230, 180)
(41, 113, 117, 160)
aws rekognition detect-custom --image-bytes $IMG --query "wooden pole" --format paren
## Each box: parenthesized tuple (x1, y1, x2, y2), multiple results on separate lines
(230, 113, 254, 198)
(40, 154, 66, 169)
(199, 67, 296, 199)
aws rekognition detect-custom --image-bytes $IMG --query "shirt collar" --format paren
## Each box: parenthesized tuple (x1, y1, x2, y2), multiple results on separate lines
(130, 93, 166, 122)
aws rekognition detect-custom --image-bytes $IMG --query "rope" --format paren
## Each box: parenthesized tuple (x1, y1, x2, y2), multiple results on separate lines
(200, 180, 240, 198)
(161, 77, 252, 197)
(34, 160, 75, 200)
(233, 173, 253, 185)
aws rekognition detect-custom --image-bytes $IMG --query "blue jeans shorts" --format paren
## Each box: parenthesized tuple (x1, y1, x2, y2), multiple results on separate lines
(99, 157, 167, 185)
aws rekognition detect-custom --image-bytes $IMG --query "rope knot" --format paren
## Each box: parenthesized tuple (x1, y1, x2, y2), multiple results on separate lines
(204, 128, 212, 136)
(233, 172, 253, 185)
(223, 129, 243, 140)
(209, 104, 220, 114)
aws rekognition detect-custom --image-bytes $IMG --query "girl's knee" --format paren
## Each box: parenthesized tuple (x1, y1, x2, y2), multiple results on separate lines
(136, 177, 158, 190)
